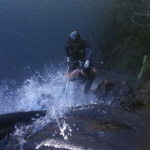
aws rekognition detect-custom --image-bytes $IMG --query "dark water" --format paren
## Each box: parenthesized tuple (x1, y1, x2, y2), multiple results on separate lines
(0, 0, 110, 114)
(0, 0, 109, 86)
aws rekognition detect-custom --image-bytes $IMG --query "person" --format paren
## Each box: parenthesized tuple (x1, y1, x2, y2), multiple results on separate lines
(65, 31, 98, 93)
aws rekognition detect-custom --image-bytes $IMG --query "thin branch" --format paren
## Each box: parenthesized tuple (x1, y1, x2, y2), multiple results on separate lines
(131, 16, 150, 26)
(130, 8, 150, 17)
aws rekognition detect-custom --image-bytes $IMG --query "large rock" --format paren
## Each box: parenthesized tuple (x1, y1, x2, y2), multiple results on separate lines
(0, 111, 46, 140)
(7, 104, 150, 150)
(93, 79, 150, 111)
(2, 79, 150, 150)
(93, 79, 134, 106)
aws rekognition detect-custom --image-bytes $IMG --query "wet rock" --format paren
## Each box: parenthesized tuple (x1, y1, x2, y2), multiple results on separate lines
(121, 84, 150, 111)
(94, 79, 134, 98)
(134, 84, 150, 104)
(17, 104, 150, 150)
(93, 79, 150, 111)
(93, 79, 134, 106)
(0, 110, 46, 141)
(2, 80, 150, 150)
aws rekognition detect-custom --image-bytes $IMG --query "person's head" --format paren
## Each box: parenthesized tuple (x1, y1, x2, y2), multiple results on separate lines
(69, 31, 81, 46)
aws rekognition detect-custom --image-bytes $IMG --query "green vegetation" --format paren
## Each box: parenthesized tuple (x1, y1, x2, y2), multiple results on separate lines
(138, 55, 150, 80)
(101, 0, 150, 81)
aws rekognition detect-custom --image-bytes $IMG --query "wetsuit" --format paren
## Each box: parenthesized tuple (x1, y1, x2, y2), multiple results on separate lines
(65, 39, 92, 73)
(65, 39, 95, 93)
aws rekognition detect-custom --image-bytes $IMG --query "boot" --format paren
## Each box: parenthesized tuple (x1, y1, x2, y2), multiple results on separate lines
(84, 76, 95, 94)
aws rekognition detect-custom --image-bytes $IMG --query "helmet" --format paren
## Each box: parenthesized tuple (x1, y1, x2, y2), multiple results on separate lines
(69, 31, 81, 44)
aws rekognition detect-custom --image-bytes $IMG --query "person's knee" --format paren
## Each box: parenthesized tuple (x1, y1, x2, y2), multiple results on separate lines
(91, 68, 98, 76)
(94, 70, 98, 76)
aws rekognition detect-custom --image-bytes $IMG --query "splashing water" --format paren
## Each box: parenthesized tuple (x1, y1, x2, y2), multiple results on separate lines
(1, 66, 98, 149)
(59, 120, 72, 140)
(0, 66, 97, 114)
(36, 138, 85, 150)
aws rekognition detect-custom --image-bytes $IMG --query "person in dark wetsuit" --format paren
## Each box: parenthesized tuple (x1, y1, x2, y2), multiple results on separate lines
(65, 31, 98, 93)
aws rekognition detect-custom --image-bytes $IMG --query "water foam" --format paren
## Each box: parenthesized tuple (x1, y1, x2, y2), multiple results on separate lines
(4, 67, 98, 149)
(0, 67, 97, 114)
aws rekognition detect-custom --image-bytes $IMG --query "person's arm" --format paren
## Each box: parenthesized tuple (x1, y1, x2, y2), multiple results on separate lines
(84, 47, 91, 68)
(66, 69, 79, 80)
(84, 41, 92, 68)
(85, 47, 91, 61)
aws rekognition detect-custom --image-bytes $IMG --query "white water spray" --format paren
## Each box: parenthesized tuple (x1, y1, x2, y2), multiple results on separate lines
(1, 67, 98, 149)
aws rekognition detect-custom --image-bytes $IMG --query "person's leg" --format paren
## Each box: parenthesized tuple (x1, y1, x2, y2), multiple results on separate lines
(90, 68, 98, 76)
(84, 75, 95, 94)
(68, 62, 79, 73)
(83, 67, 98, 94)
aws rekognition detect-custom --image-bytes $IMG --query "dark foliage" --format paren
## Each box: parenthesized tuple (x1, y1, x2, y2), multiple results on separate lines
(101, 0, 150, 80)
